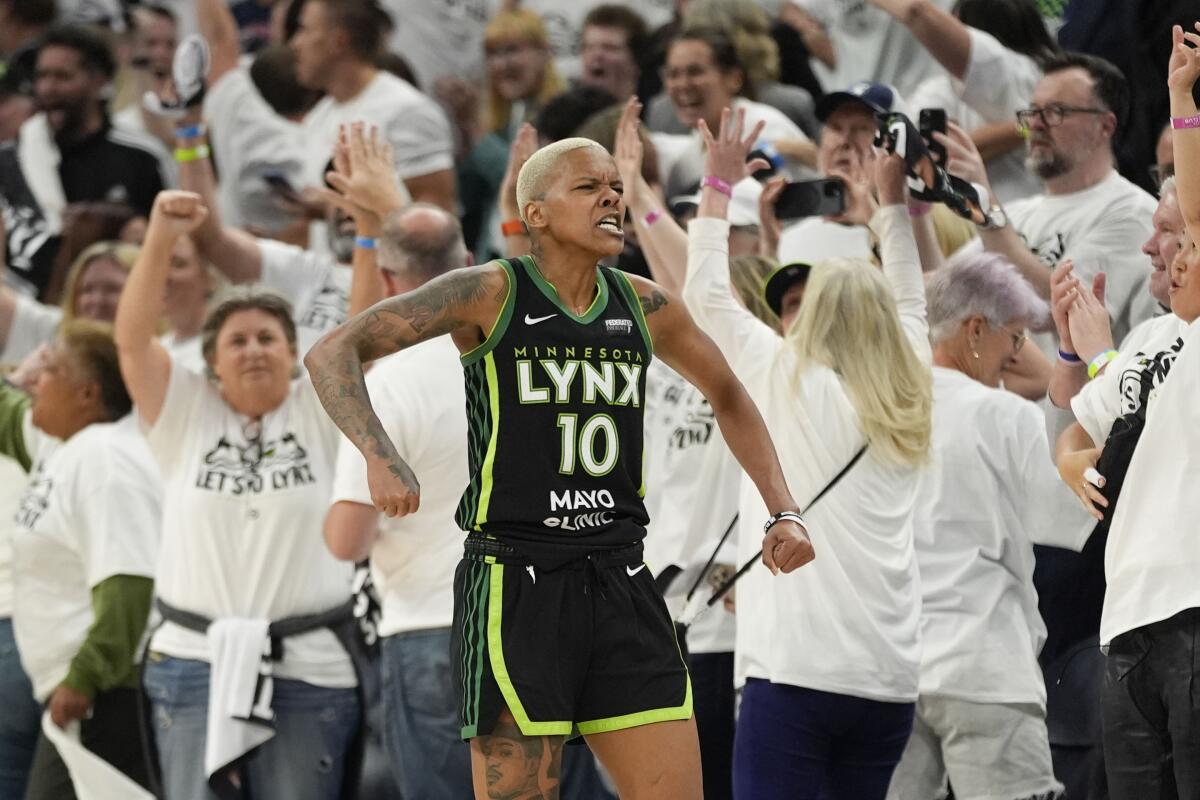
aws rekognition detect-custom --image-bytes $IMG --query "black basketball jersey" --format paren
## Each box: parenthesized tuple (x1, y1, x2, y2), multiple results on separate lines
(455, 255, 653, 555)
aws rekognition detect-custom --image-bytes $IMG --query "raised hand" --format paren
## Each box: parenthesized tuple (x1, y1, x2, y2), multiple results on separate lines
(613, 98, 649, 203)
(1167, 24, 1200, 96)
(826, 147, 878, 227)
(1066, 269, 1113, 363)
(150, 190, 209, 237)
(698, 107, 770, 188)
(322, 122, 406, 224)
(500, 122, 541, 222)
(758, 177, 786, 259)
(938, 121, 989, 189)
(1050, 260, 1078, 352)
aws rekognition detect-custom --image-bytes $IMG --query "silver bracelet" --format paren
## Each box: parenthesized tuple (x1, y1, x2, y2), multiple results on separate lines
(763, 511, 806, 533)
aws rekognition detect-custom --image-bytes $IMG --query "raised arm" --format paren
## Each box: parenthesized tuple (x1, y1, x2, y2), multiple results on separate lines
(304, 263, 507, 517)
(114, 192, 208, 426)
(613, 99, 689, 294)
(196, 0, 240, 86)
(497, 123, 538, 258)
(1169, 24, 1200, 238)
(867, 0, 972, 79)
(631, 271, 812, 574)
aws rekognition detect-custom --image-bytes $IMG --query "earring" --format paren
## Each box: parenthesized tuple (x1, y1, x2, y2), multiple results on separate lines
(971, 350, 980, 360)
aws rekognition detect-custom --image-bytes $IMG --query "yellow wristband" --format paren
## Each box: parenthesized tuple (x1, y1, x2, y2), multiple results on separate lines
(174, 144, 211, 163)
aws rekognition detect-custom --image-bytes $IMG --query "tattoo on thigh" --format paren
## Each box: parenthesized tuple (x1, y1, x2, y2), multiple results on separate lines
(472, 718, 565, 800)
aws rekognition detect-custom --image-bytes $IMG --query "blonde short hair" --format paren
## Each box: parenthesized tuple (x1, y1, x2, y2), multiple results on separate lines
(515, 138, 609, 223)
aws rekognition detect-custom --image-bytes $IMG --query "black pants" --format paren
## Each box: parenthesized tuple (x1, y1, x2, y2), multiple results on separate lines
(1103, 607, 1200, 799)
(690, 652, 735, 800)
(23, 686, 153, 800)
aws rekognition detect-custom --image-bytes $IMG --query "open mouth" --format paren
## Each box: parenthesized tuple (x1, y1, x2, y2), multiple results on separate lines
(596, 213, 623, 235)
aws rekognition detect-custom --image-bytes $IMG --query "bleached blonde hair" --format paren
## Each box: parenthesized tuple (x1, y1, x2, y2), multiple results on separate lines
(516, 138, 609, 223)
(785, 257, 932, 467)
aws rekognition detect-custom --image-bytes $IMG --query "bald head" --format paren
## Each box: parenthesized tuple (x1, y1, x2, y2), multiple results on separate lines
(516, 137, 611, 223)
(379, 203, 470, 285)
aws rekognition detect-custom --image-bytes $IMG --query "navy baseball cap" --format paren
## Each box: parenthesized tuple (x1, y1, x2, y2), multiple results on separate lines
(816, 81, 898, 122)
(763, 262, 813, 316)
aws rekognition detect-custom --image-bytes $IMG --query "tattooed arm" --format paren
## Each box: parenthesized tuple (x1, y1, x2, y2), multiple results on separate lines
(628, 273, 813, 574)
(304, 263, 509, 517)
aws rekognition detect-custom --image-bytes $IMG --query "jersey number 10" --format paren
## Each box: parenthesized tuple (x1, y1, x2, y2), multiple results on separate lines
(556, 413, 619, 476)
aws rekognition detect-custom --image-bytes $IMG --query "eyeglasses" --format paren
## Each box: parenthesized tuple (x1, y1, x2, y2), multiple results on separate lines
(1009, 329, 1027, 355)
(1015, 103, 1108, 129)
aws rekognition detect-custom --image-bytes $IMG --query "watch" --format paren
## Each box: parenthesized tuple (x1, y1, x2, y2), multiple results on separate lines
(978, 204, 1009, 231)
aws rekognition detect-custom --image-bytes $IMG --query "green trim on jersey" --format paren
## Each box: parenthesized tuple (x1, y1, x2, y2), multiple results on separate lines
(461, 259, 518, 367)
(487, 563, 574, 736)
(456, 360, 494, 530)
(575, 678, 693, 735)
(610, 270, 655, 357)
(473, 353, 503, 529)
(519, 256, 609, 324)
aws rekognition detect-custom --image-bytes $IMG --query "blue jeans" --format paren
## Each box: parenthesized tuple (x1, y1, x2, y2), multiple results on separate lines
(143, 655, 360, 800)
(0, 616, 40, 799)
(733, 678, 915, 800)
(380, 628, 472, 799)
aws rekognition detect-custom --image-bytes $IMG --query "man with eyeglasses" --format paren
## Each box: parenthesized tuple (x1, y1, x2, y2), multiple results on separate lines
(945, 52, 1157, 355)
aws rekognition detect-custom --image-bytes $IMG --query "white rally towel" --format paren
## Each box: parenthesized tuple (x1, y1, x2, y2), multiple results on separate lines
(16, 114, 66, 235)
(40, 712, 154, 800)
(205, 618, 276, 785)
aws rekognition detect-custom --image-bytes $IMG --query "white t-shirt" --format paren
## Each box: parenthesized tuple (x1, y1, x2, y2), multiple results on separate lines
(381, 0, 502, 90)
(521, 0, 674, 81)
(159, 331, 206, 374)
(684, 206, 929, 702)
(256, 238, 351, 357)
(145, 361, 356, 688)
(659, 97, 814, 199)
(0, 408, 54, 618)
(642, 361, 738, 654)
(915, 368, 1093, 707)
(1070, 313, 1188, 448)
(204, 65, 305, 232)
(0, 293, 62, 364)
(1092, 318, 1200, 644)
(907, 72, 1041, 204)
(960, 28, 1040, 130)
(797, 0, 956, 97)
(960, 171, 1157, 354)
(301, 70, 451, 192)
(329, 337, 468, 638)
(12, 416, 160, 700)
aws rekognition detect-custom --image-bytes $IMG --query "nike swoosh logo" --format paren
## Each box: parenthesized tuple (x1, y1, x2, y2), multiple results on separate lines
(525, 313, 557, 325)
(626, 564, 646, 577)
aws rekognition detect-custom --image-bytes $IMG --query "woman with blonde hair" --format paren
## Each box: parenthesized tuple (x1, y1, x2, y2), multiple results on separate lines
(682, 110, 931, 799)
(482, 8, 564, 139)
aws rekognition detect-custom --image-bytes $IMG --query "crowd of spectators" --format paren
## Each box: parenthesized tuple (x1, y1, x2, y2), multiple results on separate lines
(0, 0, 1199, 798)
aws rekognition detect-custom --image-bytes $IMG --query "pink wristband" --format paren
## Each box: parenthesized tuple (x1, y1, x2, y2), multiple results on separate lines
(701, 175, 733, 197)
(1171, 114, 1200, 130)
(644, 209, 664, 226)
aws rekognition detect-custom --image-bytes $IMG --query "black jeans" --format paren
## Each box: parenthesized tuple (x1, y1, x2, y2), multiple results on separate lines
(1103, 607, 1200, 799)
(690, 651, 735, 800)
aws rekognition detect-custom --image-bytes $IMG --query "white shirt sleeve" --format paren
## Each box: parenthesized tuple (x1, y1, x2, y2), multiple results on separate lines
(144, 359, 210, 475)
(384, 97, 455, 180)
(872, 204, 931, 363)
(960, 27, 1040, 122)
(78, 445, 161, 587)
(1, 294, 62, 364)
(1070, 360, 1124, 446)
(683, 216, 783, 373)
(256, 238, 337, 310)
(1016, 400, 1092, 551)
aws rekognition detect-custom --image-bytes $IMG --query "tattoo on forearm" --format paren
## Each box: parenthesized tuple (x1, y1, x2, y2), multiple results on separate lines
(307, 267, 500, 463)
(640, 289, 668, 316)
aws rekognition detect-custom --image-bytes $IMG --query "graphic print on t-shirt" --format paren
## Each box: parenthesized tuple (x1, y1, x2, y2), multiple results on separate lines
(195, 432, 315, 495)
(14, 463, 52, 529)
(1118, 338, 1185, 415)
(670, 400, 715, 451)
(297, 280, 349, 333)
(1025, 232, 1067, 268)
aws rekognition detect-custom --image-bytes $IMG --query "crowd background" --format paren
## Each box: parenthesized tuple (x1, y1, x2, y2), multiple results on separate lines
(1, 0, 1200, 799)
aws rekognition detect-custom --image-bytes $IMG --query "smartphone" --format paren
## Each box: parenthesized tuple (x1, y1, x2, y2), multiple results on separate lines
(262, 169, 300, 201)
(773, 178, 846, 220)
(919, 108, 947, 166)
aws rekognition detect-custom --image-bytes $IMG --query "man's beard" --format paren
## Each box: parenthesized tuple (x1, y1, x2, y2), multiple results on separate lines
(1026, 146, 1072, 181)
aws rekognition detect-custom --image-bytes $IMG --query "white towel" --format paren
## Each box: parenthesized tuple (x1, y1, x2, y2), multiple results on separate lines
(205, 618, 276, 784)
(40, 712, 154, 800)
(16, 114, 66, 235)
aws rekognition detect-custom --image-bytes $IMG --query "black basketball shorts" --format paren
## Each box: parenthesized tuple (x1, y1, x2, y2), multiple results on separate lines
(451, 537, 692, 739)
